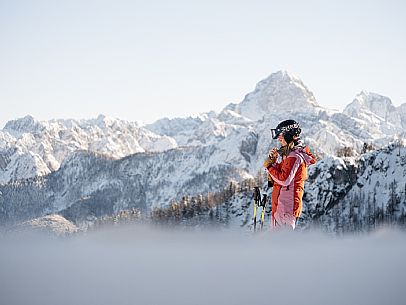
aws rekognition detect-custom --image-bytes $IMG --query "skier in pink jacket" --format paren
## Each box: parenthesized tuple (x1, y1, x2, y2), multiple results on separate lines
(263, 120, 316, 229)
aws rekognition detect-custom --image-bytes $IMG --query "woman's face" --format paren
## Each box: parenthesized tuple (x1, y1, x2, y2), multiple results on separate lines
(278, 134, 287, 146)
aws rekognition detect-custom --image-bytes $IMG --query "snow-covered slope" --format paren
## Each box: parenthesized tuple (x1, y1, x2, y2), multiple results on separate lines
(146, 110, 254, 147)
(0, 140, 255, 225)
(302, 140, 406, 232)
(219, 140, 406, 232)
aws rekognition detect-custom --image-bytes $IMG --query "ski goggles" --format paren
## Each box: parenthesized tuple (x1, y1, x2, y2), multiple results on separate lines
(271, 127, 283, 139)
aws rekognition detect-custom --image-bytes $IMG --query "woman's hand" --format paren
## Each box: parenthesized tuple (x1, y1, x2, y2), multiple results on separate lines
(263, 148, 278, 168)
(269, 148, 278, 159)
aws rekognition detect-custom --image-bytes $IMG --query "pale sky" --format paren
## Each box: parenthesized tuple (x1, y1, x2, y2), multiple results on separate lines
(0, 0, 405, 128)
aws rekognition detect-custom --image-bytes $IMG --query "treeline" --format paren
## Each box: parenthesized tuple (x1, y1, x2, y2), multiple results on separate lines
(91, 208, 142, 229)
(85, 172, 265, 230)
(336, 142, 375, 157)
(79, 171, 263, 231)
(150, 172, 265, 227)
(310, 178, 406, 234)
(335, 180, 406, 234)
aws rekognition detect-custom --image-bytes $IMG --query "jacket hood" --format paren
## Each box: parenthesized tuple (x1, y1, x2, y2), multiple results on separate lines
(290, 145, 316, 166)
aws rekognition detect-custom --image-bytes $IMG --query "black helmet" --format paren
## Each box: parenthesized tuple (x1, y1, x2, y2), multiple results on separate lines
(271, 119, 301, 142)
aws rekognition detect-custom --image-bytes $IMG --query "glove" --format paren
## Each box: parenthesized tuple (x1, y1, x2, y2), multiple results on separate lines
(263, 148, 278, 168)
(263, 156, 276, 169)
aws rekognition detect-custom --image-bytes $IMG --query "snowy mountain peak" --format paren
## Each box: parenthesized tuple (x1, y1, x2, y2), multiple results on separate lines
(232, 70, 319, 121)
(77, 114, 132, 130)
(93, 114, 122, 129)
(344, 91, 396, 120)
(4, 115, 45, 135)
(341, 91, 406, 138)
(255, 70, 308, 91)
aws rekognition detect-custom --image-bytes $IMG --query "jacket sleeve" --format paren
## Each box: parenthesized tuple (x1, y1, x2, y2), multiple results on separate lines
(267, 156, 302, 186)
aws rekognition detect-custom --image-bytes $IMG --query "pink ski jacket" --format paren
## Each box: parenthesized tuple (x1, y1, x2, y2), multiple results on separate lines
(266, 146, 316, 220)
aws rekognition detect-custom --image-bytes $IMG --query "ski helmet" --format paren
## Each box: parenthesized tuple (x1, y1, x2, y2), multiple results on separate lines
(271, 119, 301, 142)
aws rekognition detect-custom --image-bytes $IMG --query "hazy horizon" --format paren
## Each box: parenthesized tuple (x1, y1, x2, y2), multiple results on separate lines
(1, 225, 405, 305)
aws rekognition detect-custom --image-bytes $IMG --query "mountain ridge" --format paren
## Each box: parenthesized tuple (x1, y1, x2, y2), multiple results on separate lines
(2, 70, 405, 185)
(1, 70, 406, 231)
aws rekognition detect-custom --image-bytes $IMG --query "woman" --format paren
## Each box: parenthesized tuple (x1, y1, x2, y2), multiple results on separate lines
(263, 120, 316, 229)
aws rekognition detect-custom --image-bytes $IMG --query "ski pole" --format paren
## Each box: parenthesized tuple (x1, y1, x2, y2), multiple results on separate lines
(260, 194, 267, 230)
(253, 187, 261, 232)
